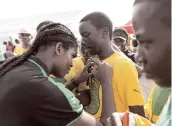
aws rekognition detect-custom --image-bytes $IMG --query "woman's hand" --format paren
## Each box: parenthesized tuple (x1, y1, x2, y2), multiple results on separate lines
(91, 58, 113, 85)
(104, 112, 137, 126)
(74, 62, 94, 85)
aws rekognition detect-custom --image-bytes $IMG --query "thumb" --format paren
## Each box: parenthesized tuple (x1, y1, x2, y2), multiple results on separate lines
(91, 58, 101, 67)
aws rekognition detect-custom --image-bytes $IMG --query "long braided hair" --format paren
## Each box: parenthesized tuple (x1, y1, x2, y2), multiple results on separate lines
(0, 23, 77, 77)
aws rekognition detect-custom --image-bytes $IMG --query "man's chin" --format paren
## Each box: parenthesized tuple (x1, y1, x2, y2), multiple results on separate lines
(154, 78, 171, 88)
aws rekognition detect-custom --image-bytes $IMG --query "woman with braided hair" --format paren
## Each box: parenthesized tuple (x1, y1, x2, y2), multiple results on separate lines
(0, 22, 117, 126)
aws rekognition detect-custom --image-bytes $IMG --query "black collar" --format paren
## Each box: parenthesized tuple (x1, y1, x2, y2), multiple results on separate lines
(29, 55, 49, 75)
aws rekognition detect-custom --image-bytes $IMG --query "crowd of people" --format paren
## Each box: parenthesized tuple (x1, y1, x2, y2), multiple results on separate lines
(0, 0, 171, 125)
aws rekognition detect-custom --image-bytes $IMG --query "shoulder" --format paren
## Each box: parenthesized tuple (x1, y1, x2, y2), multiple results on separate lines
(108, 52, 135, 68)
(0, 62, 83, 125)
(14, 45, 22, 49)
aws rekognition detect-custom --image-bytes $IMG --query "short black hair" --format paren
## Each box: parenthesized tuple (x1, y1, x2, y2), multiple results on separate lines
(134, 0, 171, 28)
(36, 20, 53, 32)
(113, 28, 129, 39)
(80, 12, 113, 40)
(3, 42, 7, 45)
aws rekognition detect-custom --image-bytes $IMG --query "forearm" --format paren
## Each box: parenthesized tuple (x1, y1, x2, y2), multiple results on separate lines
(65, 77, 82, 91)
(65, 81, 76, 91)
(100, 81, 116, 123)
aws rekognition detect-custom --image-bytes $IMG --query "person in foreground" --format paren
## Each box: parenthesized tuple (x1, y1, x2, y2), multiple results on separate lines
(79, 11, 145, 117)
(105, 0, 171, 125)
(0, 23, 116, 126)
(144, 83, 171, 123)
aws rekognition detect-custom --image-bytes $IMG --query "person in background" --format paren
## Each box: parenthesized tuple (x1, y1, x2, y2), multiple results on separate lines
(0, 22, 118, 126)
(0, 42, 7, 53)
(36, 20, 53, 32)
(14, 29, 32, 55)
(7, 41, 15, 52)
(144, 83, 171, 123)
(65, 40, 102, 119)
(3, 42, 7, 47)
(113, 28, 135, 62)
(0, 51, 15, 64)
(15, 39, 20, 45)
(70, 11, 145, 117)
(105, 0, 171, 125)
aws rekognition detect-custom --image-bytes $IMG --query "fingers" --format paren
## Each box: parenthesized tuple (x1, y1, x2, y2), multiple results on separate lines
(110, 113, 123, 126)
(104, 117, 113, 126)
(85, 62, 94, 70)
(90, 57, 102, 66)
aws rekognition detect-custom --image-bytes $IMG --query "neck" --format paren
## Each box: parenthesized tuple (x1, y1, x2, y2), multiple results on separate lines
(35, 52, 53, 73)
(98, 41, 115, 60)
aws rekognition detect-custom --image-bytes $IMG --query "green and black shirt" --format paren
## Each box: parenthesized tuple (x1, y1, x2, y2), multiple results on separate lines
(0, 56, 83, 126)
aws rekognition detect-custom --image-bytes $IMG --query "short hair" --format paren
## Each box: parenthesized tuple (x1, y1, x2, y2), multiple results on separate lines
(80, 12, 113, 40)
(36, 20, 53, 32)
(134, 0, 171, 28)
(134, 0, 170, 6)
(113, 28, 129, 39)
(3, 42, 7, 45)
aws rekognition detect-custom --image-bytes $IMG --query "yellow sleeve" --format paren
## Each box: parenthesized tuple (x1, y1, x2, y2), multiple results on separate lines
(64, 57, 84, 82)
(134, 114, 154, 126)
(144, 84, 156, 121)
(124, 61, 144, 106)
(65, 66, 78, 82)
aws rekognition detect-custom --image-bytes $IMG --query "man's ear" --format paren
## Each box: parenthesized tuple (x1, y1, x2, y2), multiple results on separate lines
(55, 42, 63, 55)
(102, 27, 109, 38)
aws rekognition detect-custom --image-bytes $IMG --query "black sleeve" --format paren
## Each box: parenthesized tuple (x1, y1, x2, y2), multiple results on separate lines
(25, 78, 83, 126)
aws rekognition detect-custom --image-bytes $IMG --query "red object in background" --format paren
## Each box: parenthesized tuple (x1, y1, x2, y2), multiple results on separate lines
(7, 45, 13, 52)
(115, 20, 135, 34)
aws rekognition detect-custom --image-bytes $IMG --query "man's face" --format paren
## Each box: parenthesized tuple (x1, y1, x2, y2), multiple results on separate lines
(113, 31, 128, 51)
(81, 40, 97, 61)
(113, 37, 127, 51)
(132, 2, 171, 87)
(19, 33, 31, 45)
(79, 21, 103, 54)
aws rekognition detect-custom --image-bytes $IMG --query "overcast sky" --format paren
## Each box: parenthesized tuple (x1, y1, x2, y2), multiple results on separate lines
(0, 0, 134, 40)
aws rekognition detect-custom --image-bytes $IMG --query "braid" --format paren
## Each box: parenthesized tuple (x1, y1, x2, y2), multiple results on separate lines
(0, 23, 77, 77)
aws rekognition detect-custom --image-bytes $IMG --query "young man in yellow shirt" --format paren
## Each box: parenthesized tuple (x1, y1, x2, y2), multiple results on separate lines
(105, 0, 171, 125)
(65, 12, 145, 119)
(14, 29, 32, 55)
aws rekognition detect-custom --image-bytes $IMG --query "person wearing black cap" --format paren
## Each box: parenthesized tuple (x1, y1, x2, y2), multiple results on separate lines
(113, 28, 135, 62)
